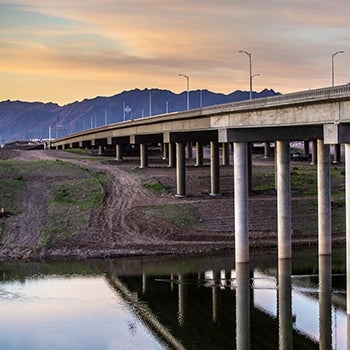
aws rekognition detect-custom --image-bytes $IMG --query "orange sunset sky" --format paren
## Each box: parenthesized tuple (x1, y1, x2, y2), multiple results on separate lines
(0, 0, 349, 105)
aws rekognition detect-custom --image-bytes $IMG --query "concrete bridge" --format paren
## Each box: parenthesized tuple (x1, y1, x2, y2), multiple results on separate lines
(51, 84, 350, 311)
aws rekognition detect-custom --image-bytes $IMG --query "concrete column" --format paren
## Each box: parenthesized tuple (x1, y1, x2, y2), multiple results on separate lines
(317, 139, 331, 255)
(186, 142, 193, 159)
(234, 142, 249, 263)
(319, 255, 332, 350)
(345, 144, 350, 314)
(115, 144, 123, 161)
(278, 259, 292, 350)
(210, 141, 220, 196)
(236, 263, 250, 350)
(176, 142, 186, 197)
(162, 143, 168, 160)
(168, 142, 176, 168)
(140, 143, 148, 168)
(304, 140, 310, 157)
(311, 139, 317, 165)
(248, 142, 253, 193)
(222, 142, 230, 165)
(333, 144, 341, 164)
(264, 141, 271, 158)
(195, 141, 204, 166)
(276, 140, 292, 259)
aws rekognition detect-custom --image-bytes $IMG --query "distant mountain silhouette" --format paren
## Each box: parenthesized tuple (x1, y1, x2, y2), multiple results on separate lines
(0, 88, 280, 142)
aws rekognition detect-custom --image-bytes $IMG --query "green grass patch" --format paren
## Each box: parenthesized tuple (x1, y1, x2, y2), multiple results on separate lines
(43, 171, 106, 248)
(141, 204, 200, 228)
(64, 149, 90, 156)
(0, 158, 108, 250)
(141, 179, 172, 193)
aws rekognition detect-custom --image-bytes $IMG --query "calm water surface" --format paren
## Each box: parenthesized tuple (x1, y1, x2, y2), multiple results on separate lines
(0, 248, 347, 349)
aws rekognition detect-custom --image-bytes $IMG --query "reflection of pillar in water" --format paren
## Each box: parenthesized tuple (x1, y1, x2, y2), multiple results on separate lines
(170, 273, 175, 292)
(142, 272, 148, 295)
(197, 272, 202, 289)
(212, 271, 221, 323)
(319, 255, 332, 350)
(278, 258, 292, 350)
(236, 262, 250, 350)
(178, 274, 188, 327)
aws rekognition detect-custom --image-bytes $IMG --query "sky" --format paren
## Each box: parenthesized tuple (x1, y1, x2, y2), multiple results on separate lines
(0, 0, 349, 106)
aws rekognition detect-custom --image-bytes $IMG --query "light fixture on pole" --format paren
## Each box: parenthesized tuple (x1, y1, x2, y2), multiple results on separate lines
(179, 73, 190, 110)
(332, 50, 344, 87)
(238, 50, 253, 100)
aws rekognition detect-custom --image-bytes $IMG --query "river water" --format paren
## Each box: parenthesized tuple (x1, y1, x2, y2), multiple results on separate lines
(0, 248, 347, 349)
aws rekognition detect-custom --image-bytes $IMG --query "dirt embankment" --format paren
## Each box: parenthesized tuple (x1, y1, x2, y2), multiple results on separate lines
(0, 149, 345, 260)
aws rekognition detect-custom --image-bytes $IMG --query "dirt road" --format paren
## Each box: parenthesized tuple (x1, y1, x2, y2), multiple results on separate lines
(0, 149, 345, 260)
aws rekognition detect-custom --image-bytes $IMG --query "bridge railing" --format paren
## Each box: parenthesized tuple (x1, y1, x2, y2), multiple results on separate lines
(200, 84, 350, 116)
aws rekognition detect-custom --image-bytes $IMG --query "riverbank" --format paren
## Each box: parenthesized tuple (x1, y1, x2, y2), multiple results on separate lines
(0, 149, 346, 260)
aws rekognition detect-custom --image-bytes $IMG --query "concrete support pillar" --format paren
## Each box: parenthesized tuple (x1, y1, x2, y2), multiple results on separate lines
(195, 141, 204, 166)
(248, 142, 253, 193)
(278, 259, 292, 350)
(162, 143, 168, 160)
(98, 145, 103, 155)
(311, 139, 317, 165)
(236, 263, 250, 350)
(317, 139, 331, 255)
(304, 140, 310, 157)
(186, 142, 193, 159)
(176, 142, 186, 197)
(115, 144, 123, 161)
(264, 141, 271, 158)
(345, 144, 350, 314)
(319, 255, 332, 350)
(210, 141, 220, 196)
(333, 144, 341, 164)
(140, 143, 148, 168)
(222, 142, 230, 165)
(276, 140, 292, 259)
(168, 142, 176, 168)
(234, 142, 249, 263)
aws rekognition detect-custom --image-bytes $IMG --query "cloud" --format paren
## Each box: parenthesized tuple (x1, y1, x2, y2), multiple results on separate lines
(0, 0, 349, 104)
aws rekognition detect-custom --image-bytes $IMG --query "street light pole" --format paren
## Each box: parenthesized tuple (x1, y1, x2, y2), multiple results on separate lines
(332, 50, 344, 87)
(179, 74, 190, 110)
(239, 50, 252, 100)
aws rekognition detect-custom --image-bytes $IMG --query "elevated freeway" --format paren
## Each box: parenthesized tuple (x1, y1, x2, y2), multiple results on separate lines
(52, 84, 350, 312)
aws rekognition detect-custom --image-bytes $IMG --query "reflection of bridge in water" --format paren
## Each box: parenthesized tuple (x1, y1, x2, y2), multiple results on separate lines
(106, 255, 346, 349)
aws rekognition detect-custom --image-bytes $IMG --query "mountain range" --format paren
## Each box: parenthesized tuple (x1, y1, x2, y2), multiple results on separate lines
(0, 88, 279, 142)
